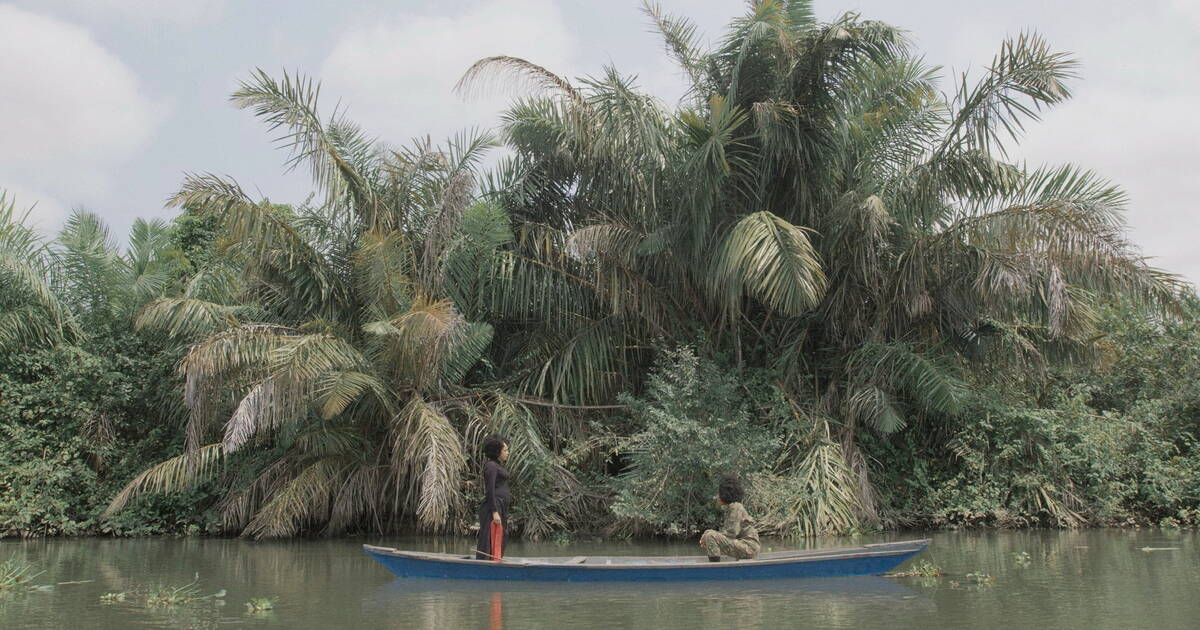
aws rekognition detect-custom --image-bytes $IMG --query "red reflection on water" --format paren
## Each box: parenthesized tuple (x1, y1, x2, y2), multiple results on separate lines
(490, 592, 503, 630)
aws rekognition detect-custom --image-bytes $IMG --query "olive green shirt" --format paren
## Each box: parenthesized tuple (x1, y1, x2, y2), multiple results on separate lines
(721, 502, 759, 545)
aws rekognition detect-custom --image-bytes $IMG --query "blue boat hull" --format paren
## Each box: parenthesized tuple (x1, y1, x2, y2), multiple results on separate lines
(363, 539, 928, 582)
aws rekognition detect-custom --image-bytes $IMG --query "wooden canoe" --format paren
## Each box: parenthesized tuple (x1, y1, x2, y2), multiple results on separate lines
(363, 538, 929, 582)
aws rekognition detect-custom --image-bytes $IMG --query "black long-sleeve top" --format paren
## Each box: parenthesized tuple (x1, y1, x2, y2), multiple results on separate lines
(482, 459, 511, 515)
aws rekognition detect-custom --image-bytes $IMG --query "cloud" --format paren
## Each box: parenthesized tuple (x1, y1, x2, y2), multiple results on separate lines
(1169, 0, 1200, 28)
(11, 0, 227, 26)
(0, 183, 70, 235)
(0, 5, 167, 233)
(317, 0, 573, 147)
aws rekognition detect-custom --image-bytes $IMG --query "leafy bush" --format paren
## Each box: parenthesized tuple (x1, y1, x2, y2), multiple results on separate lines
(0, 340, 214, 537)
(609, 347, 779, 536)
(868, 302, 1200, 530)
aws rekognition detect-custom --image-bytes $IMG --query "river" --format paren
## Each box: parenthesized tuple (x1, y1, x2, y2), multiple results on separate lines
(1, 529, 1196, 629)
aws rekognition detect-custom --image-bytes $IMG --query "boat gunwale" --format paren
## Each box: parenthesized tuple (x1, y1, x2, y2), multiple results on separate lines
(362, 538, 929, 571)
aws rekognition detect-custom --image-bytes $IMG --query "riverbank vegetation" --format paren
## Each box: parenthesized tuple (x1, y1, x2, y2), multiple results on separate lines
(2, 0, 1196, 540)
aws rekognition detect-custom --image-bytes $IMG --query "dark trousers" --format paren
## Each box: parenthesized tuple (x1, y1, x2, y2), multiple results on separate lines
(475, 501, 508, 560)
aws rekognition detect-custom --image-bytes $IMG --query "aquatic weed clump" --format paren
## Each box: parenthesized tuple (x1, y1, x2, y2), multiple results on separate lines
(0, 559, 45, 593)
(97, 574, 226, 608)
(245, 597, 276, 613)
(885, 559, 942, 577)
(145, 576, 225, 607)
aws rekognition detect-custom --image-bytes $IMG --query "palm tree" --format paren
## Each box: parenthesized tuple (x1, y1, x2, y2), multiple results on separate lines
(0, 196, 179, 351)
(0, 192, 81, 352)
(106, 71, 583, 538)
(457, 0, 1183, 532)
(54, 210, 180, 327)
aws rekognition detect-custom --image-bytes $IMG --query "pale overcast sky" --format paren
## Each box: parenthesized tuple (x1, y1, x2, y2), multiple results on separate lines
(2, 1, 1198, 283)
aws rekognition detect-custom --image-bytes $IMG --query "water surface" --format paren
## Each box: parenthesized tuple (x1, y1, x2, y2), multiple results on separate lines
(2, 530, 1196, 629)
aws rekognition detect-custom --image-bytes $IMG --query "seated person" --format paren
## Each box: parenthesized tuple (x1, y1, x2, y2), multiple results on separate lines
(699, 475, 760, 561)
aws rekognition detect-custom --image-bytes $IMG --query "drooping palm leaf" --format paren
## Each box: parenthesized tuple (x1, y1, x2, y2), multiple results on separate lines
(104, 443, 224, 516)
(391, 397, 467, 531)
(711, 210, 827, 316)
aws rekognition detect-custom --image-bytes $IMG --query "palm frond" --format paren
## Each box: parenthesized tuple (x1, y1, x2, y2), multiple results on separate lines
(518, 316, 630, 404)
(135, 297, 244, 339)
(104, 443, 224, 516)
(845, 384, 906, 434)
(456, 56, 582, 104)
(242, 459, 343, 538)
(55, 209, 127, 316)
(440, 322, 494, 385)
(938, 32, 1076, 157)
(641, 1, 707, 96)
(364, 296, 466, 389)
(711, 210, 826, 316)
(269, 332, 370, 386)
(785, 436, 862, 537)
(232, 69, 376, 209)
(170, 173, 344, 321)
(420, 170, 475, 291)
(314, 370, 389, 419)
(392, 397, 467, 531)
(443, 201, 514, 319)
(180, 323, 297, 450)
(781, 0, 816, 31)
(0, 194, 81, 349)
(354, 229, 416, 317)
(184, 264, 243, 302)
(223, 378, 287, 453)
(0, 305, 69, 352)
(846, 342, 966, 415)
(324, 463, 389, 535)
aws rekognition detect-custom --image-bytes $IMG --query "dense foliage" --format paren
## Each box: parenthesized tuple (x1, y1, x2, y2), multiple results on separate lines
(610, 347, 781, 535)
(0, 204, 216, 537)
(1, 1, 1196, 539)
(865, 301, 1200, 530)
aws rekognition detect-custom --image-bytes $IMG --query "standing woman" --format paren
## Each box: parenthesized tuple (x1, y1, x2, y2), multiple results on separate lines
(476, 435, 511, 560)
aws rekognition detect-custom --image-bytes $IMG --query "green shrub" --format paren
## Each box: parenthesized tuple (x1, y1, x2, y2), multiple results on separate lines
(0, 340, 214, 537)
(609, 347, 780, 536)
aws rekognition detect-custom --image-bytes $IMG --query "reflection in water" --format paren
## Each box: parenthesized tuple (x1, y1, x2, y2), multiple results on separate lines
(2, 531, 1199, 629)
(360, 575, 923, 629)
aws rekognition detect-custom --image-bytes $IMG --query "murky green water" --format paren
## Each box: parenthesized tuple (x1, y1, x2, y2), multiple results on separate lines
(2, 530, 1197, 629)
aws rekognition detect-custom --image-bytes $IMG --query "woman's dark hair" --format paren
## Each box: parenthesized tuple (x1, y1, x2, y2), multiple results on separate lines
(718, 475, 744, 504)
(482, 435, 507, 461)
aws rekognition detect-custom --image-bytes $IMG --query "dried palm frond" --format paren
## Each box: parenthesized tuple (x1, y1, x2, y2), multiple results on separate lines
(391, 397, 467, 531)
(456, 56, 582, 104)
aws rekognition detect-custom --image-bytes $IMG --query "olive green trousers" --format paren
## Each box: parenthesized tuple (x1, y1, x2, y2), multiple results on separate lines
(700, 529, 759, 559)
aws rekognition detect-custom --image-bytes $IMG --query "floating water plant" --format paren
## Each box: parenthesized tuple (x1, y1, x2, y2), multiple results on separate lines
(885, 559, 942, 577)
(145, 575, 225, 607)
(0, 559, 44, 593)
(965, 571, 995, 584)
(245, 597, 276, 613)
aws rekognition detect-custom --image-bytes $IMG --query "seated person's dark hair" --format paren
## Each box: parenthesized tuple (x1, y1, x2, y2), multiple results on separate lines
(482, 435, 507, 461)
(718, 475, 744, 504)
